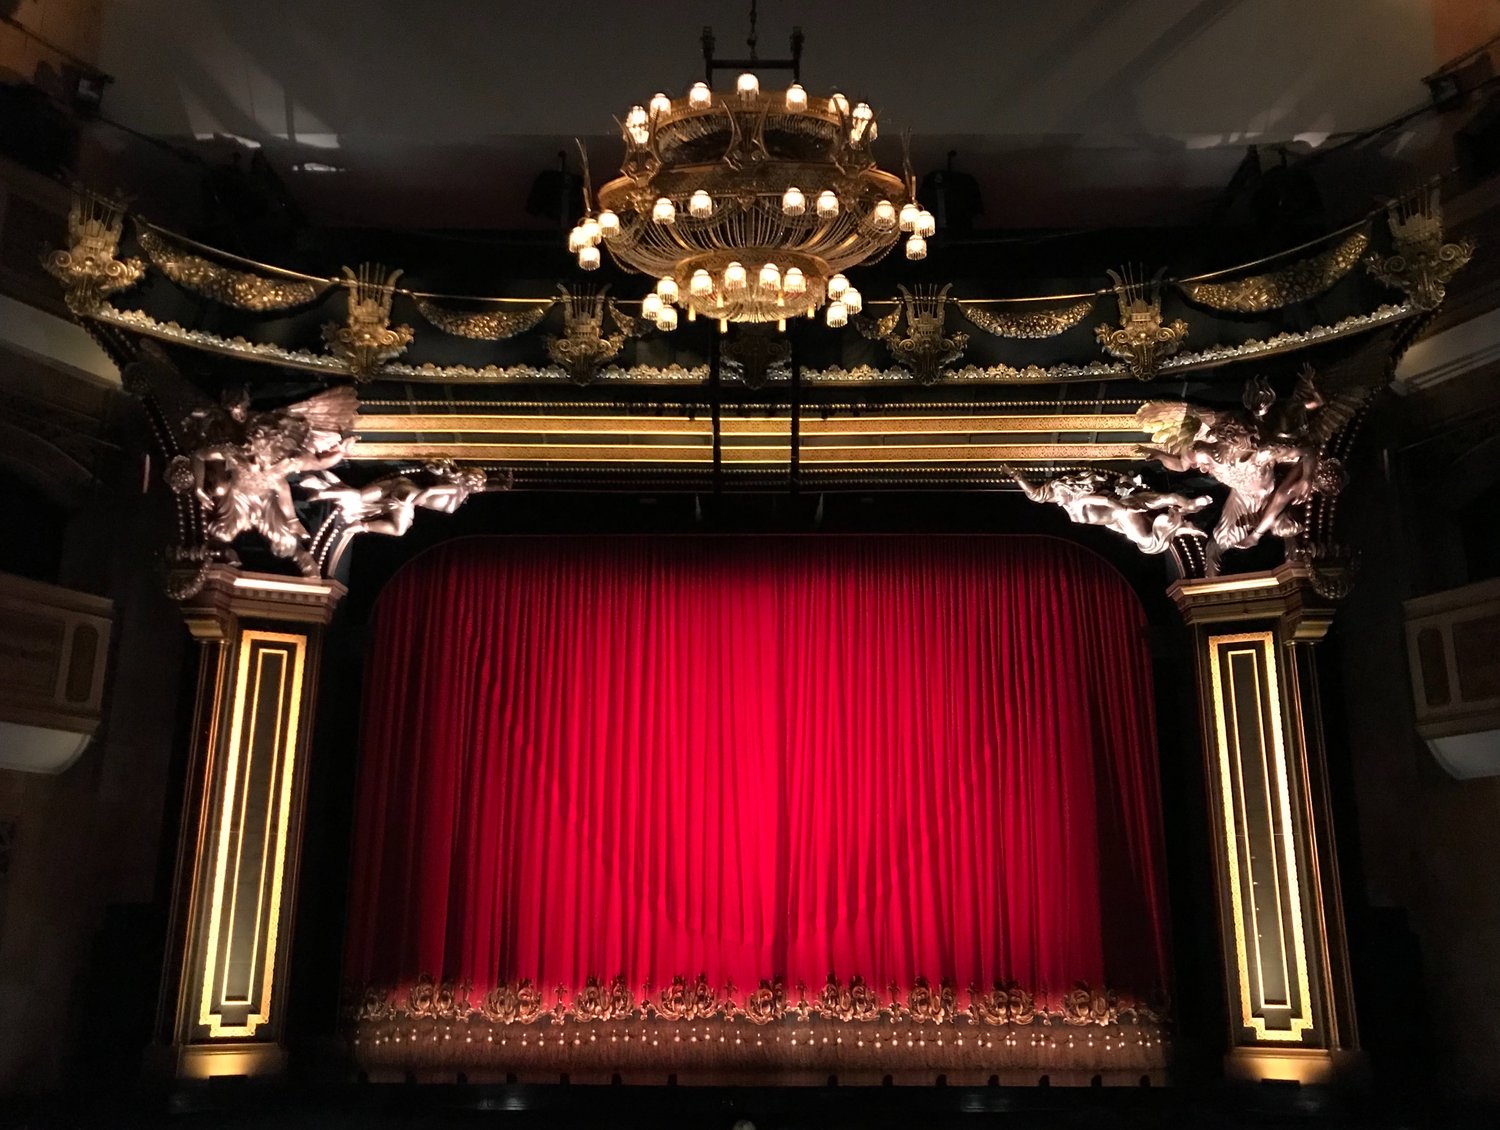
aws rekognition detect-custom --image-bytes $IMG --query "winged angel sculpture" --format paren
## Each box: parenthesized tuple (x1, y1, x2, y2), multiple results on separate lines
(1136, 366, 1365, 573)
(163, 380, 503, 582)
(1004, 466, 1211, 555)
(166, 387, 359, 575)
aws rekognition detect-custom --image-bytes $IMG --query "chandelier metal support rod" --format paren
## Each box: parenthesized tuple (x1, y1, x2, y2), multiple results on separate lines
(790, 325, 802, 494)
(701, 6, 803, 84)
(710, 332, 724, 494)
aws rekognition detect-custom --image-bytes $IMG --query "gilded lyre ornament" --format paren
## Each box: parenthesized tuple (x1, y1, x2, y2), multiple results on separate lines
(321, 264, 414, 379)
(958, 296, 1094, 339)
(1179, 230, 1369, 313)
(545, 285, 634, 384)
(42, 190, 145, 315)
(1095, 268, 1188, 380)
(136, 226, 330, 310)
(1003, 464, 1211, 555)
(859, 284, 967, 384)
(1137, 365, 1365, 574)
(412, 295, 552, 340)
(1364, 187, 1473, 311)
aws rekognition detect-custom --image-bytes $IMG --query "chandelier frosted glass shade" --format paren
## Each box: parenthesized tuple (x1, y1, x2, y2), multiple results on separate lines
(576, 77, 917, 325)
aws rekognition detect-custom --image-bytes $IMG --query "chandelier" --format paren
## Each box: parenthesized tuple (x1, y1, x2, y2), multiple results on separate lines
(567, 18, 933, 331)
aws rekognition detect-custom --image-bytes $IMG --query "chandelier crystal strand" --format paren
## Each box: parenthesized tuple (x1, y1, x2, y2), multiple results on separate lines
(581, 49, 926, 325)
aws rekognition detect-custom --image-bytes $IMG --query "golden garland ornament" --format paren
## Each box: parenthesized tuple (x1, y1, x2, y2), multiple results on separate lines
(136, 225, 331, 310)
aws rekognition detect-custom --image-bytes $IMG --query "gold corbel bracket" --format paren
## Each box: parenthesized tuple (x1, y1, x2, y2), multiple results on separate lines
(1169, 561, 1340, 639)
(176, 565, 345, 638)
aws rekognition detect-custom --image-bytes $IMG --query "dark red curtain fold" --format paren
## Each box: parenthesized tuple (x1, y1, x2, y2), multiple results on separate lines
(345, 535, 1170, 1004)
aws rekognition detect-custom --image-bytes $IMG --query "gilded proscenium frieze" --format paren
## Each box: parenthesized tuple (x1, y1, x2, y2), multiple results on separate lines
(352, 412, 1145, 436)
(348, 410, 1149, 465)
(1206, 630, 1315, 1043)
(345, 441, 1143, 464)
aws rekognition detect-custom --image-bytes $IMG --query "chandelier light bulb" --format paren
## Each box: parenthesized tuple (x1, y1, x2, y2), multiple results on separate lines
(689, 189, 714, 218)
(816, 190, 839, 219)
(899, 201, 920, 233)
(642, 292, 663, 319)
(851, 102, 874, 141)
(597, 209, 620, 238)
(656, 275, 679, 303)
(872, 200, 897, 231)
(825, 300, 848, 328)
(905, 234, 927, 260)
(690, 268, 714, 297)
(843, 286, 863, 315)
(652, 196, 676, 224)
(916, 209, 936, 238)
(567, 224, 588, 253)
(625, 104, 650, 144)
(657, 305, 678, 332)
(737, 72, 760, 99)
(723, 261, 747, 292)
(759, 262, 781, 292)
(829, 91, 849, 116)
(827, 273, 849, 300)
(782, 186, 806, 217)
(650, 91, 672, 117)
(577, 244, 601, 270)
(688, 81, 712, 108)
(785, 83, 808, 112)
(580, 216, 601, 245)
(783, 266, 806, 295)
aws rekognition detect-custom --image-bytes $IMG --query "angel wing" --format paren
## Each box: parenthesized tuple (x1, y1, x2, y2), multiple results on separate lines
(854, 308, 902, 341)
(282, 385, 359, 436)
(1300, 376, 1368, 449)
(1135, 401, 1201, 455)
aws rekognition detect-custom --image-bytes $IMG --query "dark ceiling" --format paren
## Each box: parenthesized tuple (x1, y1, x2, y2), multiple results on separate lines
(88, 0, 1452, 231)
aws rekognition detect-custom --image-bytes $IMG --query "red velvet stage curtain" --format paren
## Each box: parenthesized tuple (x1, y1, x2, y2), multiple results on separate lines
(345, 536, 1169, 1005)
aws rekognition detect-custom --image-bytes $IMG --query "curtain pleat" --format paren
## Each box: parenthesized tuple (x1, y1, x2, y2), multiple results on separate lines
(344, 535, 1170, 1004)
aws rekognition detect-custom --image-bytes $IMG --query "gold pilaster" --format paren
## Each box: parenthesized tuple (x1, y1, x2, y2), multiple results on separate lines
(156, 566, 344, 1079)
(1170, 563, 1361, 1084)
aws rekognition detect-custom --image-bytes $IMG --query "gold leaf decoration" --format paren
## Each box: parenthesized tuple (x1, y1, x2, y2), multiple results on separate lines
(42, 190, 145, 315)
(412, 295, 552, 340)
(136, 227, 331, 310)
(958, 297, 1094, 338)
(1179, 231, 1369, 313)
(1095, 268, 1187, 380)
(1365, 188, 1473, 312)
(321, 264, 414, 380)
